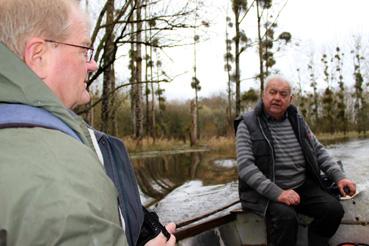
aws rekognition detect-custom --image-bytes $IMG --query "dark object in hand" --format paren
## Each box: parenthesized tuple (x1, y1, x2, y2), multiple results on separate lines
(343, 186, 351, 195)
(136, 207, 171, 246)
(320, 175, 341, 200)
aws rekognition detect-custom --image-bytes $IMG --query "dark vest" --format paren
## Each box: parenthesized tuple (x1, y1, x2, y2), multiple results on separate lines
(236, 102, 323, 216)
(95, 131, 144, 246)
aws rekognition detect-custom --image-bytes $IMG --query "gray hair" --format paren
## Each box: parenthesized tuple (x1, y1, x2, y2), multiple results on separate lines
(264, 74, 293, 94)
(0, 0, 81, 58)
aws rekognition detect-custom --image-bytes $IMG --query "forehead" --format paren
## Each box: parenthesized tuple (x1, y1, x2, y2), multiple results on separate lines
(266, 79, 291, 91)
(67, 7, 91, 45)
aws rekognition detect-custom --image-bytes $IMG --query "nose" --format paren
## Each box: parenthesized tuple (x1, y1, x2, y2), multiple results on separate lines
(274, 92, 282, 100)
(87, 59, 98, 73)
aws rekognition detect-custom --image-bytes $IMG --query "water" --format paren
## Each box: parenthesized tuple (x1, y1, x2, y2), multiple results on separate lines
(327, 139, 369, 186)
(131, 150, 237, 206)
(131, 138, 369, 225)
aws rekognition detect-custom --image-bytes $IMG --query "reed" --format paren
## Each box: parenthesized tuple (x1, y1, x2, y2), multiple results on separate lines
(123, 137, 188, 153)
(122, 131, 365, 153)
(316, 131, 365, 145)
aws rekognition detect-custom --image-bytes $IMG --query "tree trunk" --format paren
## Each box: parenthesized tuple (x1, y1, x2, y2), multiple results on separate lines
(193, 0, 200, 140)
(193, 44, 200, 140)
(225, 23, 232, 127)
(234, 7, 241, 116)
(144, 0, 150, 137)
(190, 100, 197, 146)
(256, 0, 265, 96)
(129, 2, 137, 136)
(145, 46, 150, 136)
(110, 65, 117, 136)
(150, 46, 156, 142)
(134, 0, 144, 142)
(101, 0, 115, 134)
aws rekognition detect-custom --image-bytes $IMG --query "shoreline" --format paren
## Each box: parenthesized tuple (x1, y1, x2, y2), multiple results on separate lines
(125, 131, 368, 156)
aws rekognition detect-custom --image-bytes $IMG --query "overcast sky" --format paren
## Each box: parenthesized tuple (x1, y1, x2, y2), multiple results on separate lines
(160, 0, 369, 100)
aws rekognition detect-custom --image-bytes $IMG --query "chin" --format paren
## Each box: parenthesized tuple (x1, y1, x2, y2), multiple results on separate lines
(80, 91, 91, 105)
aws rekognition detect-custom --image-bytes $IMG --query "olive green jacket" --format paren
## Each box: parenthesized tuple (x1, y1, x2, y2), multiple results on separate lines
(0, 43, 128, 246)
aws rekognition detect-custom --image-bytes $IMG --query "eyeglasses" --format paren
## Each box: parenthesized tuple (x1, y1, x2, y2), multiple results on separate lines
(44, 39, 94, 63)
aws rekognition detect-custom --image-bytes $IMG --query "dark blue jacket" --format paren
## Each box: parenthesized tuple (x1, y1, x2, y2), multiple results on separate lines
(95, 131, 144, 246)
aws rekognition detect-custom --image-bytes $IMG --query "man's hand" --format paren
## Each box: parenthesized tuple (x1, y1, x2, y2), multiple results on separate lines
(144, 223, 176, 246)
(277, 189, 300, 206)
(337, 178, 356, 197)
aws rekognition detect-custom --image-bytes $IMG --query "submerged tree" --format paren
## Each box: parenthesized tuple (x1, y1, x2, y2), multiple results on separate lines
(334, 46, 347, 134)
(307, 56, 319, 131)
(321, 53, 335, 133)
(295, 68, 309, 119)
(191, 0, 201, 141)
(231, 0, 248, 116)
(224, 15, 234, 126)
(352, 38, 368, 134)
(255, 0, 291, 95)
(101, 0, 116, 134)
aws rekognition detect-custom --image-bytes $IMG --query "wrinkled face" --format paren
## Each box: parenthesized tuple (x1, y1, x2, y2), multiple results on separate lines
(43, 9, 97, 109)
(262, 79, 292, 120)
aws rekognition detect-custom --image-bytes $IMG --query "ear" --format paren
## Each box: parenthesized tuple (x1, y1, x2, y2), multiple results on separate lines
(290, 95, 294, 103)
(23, 37, 49, 78)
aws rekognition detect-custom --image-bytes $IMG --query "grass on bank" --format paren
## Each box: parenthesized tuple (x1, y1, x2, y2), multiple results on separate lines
(316, 131, 367, 145)
(123, 131, 367, 153)
(123, 136, 235, 153)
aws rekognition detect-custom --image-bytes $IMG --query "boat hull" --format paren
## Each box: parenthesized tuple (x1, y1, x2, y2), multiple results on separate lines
(177, 190, 369, 245)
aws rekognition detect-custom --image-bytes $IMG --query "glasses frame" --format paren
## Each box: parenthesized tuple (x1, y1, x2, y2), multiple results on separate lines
(44, 39, 94, 62)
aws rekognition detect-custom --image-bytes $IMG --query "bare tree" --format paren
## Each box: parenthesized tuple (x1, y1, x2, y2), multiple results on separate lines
(133, 0, 144, 141)
(231, 0, 247, 116)
(101, 0, 116, 134)
(224, 15, 234, 129)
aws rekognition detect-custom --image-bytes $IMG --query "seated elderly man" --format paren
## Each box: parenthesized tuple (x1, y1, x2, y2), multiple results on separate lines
(235, 75, 356, 246)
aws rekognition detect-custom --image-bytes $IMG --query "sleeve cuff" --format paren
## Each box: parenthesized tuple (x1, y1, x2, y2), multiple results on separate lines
(264, 184, 284, 201)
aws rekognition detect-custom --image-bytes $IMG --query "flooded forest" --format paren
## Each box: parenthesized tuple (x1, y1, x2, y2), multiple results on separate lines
(79, 0, 369, 150)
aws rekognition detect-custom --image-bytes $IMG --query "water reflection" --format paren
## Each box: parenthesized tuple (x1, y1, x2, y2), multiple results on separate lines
(131, 151, 237, 205)
(132, 138, 369, 210)
(130, 138, 369, 229)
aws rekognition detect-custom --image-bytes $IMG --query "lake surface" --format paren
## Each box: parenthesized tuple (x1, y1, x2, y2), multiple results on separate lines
(131, 149, 237, 206)
(131, 138, 369, 225)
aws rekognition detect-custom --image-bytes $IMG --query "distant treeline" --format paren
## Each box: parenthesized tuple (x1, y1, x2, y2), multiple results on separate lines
(89, 93, 231, 141)
(88, 79, 369, 140)
(85, 39, 369, 140)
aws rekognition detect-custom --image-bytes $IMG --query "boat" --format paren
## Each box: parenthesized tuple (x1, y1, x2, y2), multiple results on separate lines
(175, 189, 369, 245)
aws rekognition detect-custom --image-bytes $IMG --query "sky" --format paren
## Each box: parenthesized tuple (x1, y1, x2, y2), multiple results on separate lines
(159, 0, 369, 101)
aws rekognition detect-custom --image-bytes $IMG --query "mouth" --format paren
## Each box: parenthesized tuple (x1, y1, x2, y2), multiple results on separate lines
(271, 103, 281, 107)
